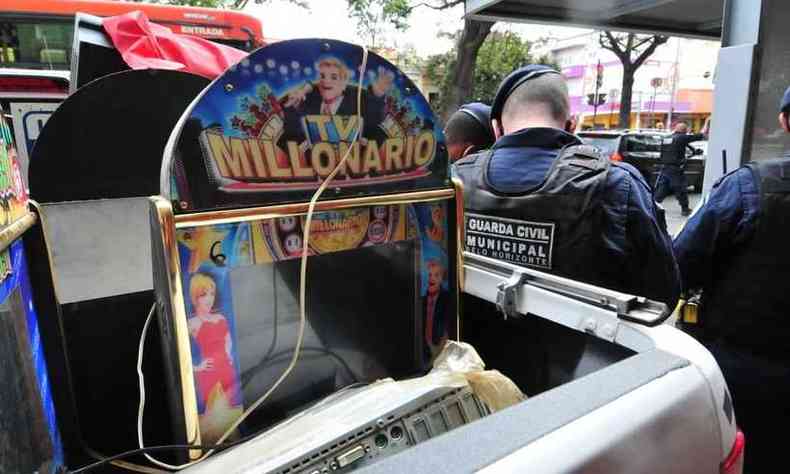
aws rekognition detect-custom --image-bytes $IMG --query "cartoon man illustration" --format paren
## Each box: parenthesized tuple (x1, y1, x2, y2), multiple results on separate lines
(426, 204, 445, 242)
(423, 257, 449, 358)
(281, 57, 395, 145)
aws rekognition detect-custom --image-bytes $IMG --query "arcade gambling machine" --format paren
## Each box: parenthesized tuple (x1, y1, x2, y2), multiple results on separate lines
(0, 108, 65, 473)
(150, 39, 475, 471)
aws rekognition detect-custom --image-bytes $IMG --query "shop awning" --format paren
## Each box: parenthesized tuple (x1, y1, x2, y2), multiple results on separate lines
(465, 0, 724, 39)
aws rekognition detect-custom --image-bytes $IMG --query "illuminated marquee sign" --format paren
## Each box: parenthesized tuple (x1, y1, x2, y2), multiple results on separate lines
(200, 126, 436, 190)
(167, 39, 448, 208)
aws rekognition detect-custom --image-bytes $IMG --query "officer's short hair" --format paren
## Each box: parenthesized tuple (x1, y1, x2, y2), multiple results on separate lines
(445, 111, 494, 151)
(501, 74, 569, 125)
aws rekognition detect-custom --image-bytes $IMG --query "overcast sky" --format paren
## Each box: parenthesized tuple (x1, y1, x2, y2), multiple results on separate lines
(245, 0, 588, 57)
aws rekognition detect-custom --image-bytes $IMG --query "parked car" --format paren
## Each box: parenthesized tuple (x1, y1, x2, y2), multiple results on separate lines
(579, 130, 706, 192)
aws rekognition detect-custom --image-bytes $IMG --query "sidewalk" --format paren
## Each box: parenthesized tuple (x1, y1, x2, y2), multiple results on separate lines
(661, 192, 702, 237)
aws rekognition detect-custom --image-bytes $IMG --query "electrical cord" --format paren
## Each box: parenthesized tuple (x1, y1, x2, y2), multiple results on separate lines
(131, 46, 371, 471)
(83, 446, 167, 474)
(69, 437, 257, 474)
(71, 382, 372, 474)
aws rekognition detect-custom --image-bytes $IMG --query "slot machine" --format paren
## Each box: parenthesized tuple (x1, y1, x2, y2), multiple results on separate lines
(149, 39, 469, 469)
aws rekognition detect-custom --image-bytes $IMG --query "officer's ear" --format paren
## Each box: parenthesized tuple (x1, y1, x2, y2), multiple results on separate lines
(492, 119, 503, 140)
(565, 115, 577, 133)
(779, 112, 790, 133)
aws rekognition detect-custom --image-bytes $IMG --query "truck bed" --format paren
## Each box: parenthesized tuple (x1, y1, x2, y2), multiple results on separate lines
(356, 254, 735, 473)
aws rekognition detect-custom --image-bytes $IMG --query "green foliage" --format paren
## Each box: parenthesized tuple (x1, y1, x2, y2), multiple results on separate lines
(425, 30, 554, 112)
(142, 0, 231, 6)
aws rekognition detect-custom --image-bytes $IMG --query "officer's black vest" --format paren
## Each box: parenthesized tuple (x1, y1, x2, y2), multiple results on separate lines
(700, 158, 790, 358)
(455, 144, 628, 292)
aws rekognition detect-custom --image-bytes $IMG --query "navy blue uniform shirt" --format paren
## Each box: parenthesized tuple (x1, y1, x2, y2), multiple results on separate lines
(461, 127, 680, 306)
(673, 167, 760, 292)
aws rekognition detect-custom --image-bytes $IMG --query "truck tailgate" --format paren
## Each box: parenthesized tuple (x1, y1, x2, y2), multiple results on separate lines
(358, 349, 722, 473)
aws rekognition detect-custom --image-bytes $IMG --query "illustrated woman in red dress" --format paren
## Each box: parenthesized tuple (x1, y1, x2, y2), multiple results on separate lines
(188, 273, 241, 416)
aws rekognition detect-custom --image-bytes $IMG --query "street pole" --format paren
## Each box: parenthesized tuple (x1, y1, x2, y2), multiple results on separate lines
(667, 38, 681, 130)
(593, 60, 602, 127)
(649, 77, 662, 128)
(635, 91, 642, 129)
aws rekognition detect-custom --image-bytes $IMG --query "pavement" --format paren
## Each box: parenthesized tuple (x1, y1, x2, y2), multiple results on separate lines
(660, 192, 702, 237)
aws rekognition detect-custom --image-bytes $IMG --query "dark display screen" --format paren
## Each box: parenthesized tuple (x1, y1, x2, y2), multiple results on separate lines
(228, 242, 419, 430)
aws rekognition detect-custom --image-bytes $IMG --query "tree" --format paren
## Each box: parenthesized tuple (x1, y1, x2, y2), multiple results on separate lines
(599, 31, 669, 128)
(132, 0, 230, 7)
(441, 19, 493, 120)
(346, 0, 410, 48)
(425, 30, 554, 118)
(346, 0, 492, 120)
(134, 0, 306, 10)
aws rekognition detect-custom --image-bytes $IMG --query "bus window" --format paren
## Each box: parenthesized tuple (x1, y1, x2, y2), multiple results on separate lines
(0, 19, 73, 69)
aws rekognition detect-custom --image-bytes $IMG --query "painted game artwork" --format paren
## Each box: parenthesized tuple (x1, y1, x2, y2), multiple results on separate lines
(0, 113, 29, 279)
(176, 202, 451, 442)
(166, 39, 449, 210)
(0, 112, 63, 472)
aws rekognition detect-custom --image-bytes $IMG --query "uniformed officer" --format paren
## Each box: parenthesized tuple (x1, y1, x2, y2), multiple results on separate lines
(454, 65, 680, 307)
(673, 88, 790, 473)
(654, 119, 710, 216)
(444, 102, 495, 162)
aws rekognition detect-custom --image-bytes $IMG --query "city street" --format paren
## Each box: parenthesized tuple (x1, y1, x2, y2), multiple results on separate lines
(662, 192, 702, 237)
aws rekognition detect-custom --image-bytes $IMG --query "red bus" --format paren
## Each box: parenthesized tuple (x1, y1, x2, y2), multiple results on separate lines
(0, 0, 263, 185)
(0, 0, 264, 70)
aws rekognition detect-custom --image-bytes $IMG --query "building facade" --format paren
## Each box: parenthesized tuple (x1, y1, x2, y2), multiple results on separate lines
(539, 32, 719, 132)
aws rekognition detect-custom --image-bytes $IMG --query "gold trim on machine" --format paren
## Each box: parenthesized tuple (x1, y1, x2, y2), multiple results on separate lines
(451, 178, 465, 293)
(451, 177, 465, 343)
(151, 197, 202, 457)
(173, 189, 456, 228)
(0, 212, 37, 254)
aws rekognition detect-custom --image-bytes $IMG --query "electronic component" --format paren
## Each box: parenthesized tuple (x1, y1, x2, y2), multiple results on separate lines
(183, 372, 489, 474)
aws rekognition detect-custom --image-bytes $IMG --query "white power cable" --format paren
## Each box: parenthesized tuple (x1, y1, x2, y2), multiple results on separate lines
(136, 45, 370, 470)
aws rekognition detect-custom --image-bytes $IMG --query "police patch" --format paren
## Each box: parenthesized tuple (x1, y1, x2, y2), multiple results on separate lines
(465, 213, 555, 270)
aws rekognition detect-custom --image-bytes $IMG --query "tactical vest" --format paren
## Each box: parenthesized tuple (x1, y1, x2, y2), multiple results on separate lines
(455, 144, 627, 292)
(700, 158, 790, 358)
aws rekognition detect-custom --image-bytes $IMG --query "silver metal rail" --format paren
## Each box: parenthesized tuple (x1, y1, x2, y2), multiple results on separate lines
(463, 252, 671, 344)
